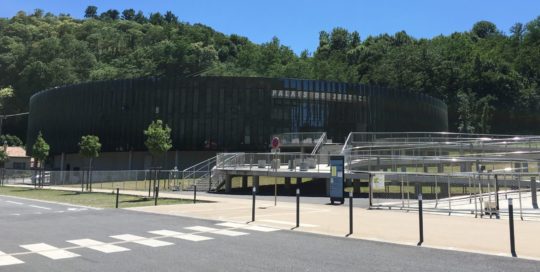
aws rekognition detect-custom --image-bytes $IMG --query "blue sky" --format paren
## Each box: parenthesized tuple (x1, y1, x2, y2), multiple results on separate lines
(1, 0, 539, 54)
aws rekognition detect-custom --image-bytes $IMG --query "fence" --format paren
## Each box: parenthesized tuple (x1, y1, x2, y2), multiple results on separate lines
(0, 168, 198, 193)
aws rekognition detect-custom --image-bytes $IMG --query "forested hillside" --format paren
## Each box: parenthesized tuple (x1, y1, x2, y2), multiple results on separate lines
(1, 7, 540, 141)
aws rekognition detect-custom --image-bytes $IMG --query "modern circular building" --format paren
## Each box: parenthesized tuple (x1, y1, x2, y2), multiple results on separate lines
(26, 76, 448, 170)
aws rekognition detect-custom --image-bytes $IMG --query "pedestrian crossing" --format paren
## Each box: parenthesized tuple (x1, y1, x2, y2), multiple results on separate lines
(0, 222, 279, 267)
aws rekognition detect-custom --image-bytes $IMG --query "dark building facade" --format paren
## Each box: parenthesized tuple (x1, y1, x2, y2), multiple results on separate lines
(26, 76, 447, 169)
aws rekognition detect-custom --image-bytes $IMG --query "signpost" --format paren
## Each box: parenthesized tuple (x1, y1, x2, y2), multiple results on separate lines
(329, 155, 345, 204)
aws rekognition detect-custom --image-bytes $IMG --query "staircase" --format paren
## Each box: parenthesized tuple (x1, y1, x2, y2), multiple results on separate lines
(182, 156, 216, 192)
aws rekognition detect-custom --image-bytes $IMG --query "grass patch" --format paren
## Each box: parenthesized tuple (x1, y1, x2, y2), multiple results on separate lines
(0, 186, 193, 208)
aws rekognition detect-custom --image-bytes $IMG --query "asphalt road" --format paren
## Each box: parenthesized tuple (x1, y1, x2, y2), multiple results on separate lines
(0, 196, 538, 271)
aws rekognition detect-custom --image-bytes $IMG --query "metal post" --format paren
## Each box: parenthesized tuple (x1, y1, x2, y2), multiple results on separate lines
(417, 193, 424, 246)
(252, 186, 256, 222)
(154, 186, 159, 206)
(368, 173, 373, 208)
(495, 174, 500, 212)
(193, 184, 197, 204)
(514, 175, 522, 220)
(115, 188, 119, 208)
(508, 198, 517, 257)
(447, 175, 451, 215)
(349, 191, 353, 236)
(296, 188, 300, 228)
(531, 177, 538, 209)
(148, 170, 152, 197)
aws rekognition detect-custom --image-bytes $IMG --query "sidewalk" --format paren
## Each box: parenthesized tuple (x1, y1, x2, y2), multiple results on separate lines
(128, 191, 540, 260)
(16, 185, 540, 261)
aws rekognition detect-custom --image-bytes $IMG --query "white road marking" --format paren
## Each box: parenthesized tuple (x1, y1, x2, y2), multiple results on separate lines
(0, 194, 101, 210)
(9, 213, 21, 216)
(0, 251, 24, 266)
(259, 219, 318, 228)
(110, 234, 173, 247)
(216, 222, 278, 232)
(20, 243, 80, 260)
(29, 205, 52, 210)
(184, 226, 218, 232)
(67, 208, 87, 211)
(67, 239, 130, 253)
(185, 226, 248, 236)
(148, 230, 213, 242)
(5, 201, 23, 205)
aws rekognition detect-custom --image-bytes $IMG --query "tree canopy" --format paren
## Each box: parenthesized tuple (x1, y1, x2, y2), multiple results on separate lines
(78, 135, 101, 159)
(1, 7, 540, 135)
(32, 131, 50, 163)
(144, 119, 172, 157)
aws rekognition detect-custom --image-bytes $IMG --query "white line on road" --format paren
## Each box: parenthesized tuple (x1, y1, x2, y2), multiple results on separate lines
(184, 226, 248, 236)
(29, 205, 52, 210)
(216, 222, 279, 232)
(20, 243, 80, 260)
(148, 230, 213, 242)
(5, 201, 23, 205)
(259, 219, 318, 228)
(67, 239, 130, 253)
(0, 194, 102, 210)
(110, 234, 173, 247)
(0, 251, 24, 266)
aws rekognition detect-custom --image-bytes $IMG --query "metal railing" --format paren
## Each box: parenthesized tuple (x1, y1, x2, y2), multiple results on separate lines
(311, 132, 327, 155)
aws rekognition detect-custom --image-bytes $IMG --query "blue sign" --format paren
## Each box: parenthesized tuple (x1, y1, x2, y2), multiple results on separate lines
(329, 155, 344, 201)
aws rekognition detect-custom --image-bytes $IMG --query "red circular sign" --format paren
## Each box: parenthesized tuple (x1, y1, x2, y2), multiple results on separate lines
(271, 137, 280, 149)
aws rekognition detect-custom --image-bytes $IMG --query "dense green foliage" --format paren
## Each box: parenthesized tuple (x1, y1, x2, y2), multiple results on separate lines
(1, 8, 540, 135)
(144, 119, 172, 157)
(0, 149, 7, 164)
(0, 134, 23, 146)
(32, 131, 49, 163)
(78, 135, 101, 159)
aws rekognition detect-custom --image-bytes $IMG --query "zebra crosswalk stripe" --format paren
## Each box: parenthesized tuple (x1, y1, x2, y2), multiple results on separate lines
(67, 239, 130, 253)
(20, 243, 80, 260)
(148, 230, 213, 242)
(110, 234, 173, 247)
(216, 222, 279, 232)
(0, 251, 24, 266)
(185, 226, 248, 237)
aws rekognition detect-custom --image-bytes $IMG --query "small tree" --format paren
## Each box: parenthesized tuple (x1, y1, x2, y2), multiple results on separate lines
(32, 131, 50, 188)
(79, 135, 101, 191)
(144, 120, 172, 196)
(0, 148, 7, 186)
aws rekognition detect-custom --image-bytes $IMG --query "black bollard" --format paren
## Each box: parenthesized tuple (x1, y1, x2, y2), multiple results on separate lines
(252, 187, 256, 222)
(531, 177, 538, 209)
(349, 191, 353, 236)
(509, 198, 517, 257)
(154, 186, 159, 206)
(115, 188, 120, 208)
(193, 184, 197, 204)
(417, 193, 424, 246)
(296, 188, 300, 228)
(494, 174, 500, 210)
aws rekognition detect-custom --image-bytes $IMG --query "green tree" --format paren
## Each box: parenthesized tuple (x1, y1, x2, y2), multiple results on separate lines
(144, 120, 172, 165)
(0, 135, 23, 146)
(78, 135, 101, 191)
(144, 119, 172, 196)
(100, 9, 120, 20)
(122, 9, 135, 20)
(32, 131, 49, 188)
(164, 11, 178, 24)
(84, 6, 98, 19)
(0, 146, 7, 185)
(0, 86, 14, 111)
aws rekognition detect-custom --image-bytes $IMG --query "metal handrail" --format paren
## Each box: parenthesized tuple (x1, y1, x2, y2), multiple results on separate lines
(311, 132, 327, 155)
